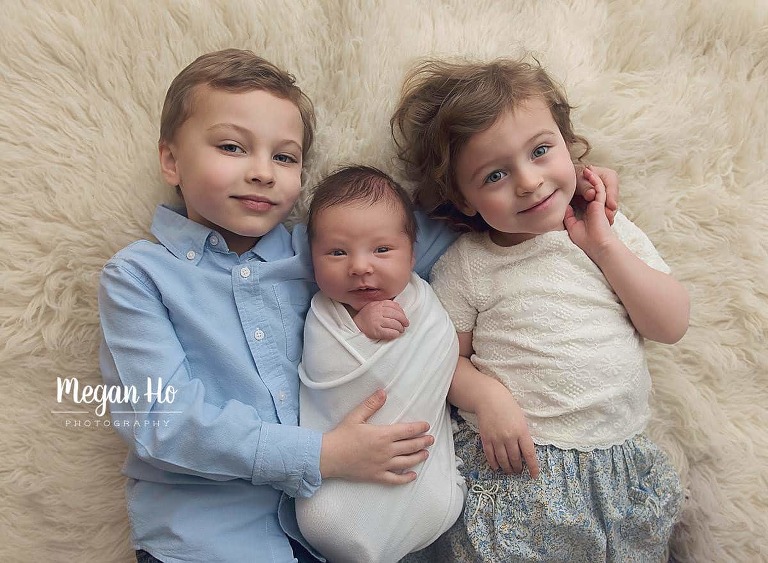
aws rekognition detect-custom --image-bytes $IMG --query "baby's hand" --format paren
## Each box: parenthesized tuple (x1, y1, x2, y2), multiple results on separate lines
(475, 388, 539, 479)
(353, 300, 409, 340)
(564, 167, 618, 263)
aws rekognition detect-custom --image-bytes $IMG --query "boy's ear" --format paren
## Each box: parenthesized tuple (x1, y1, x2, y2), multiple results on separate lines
(158, 141, 180, 187)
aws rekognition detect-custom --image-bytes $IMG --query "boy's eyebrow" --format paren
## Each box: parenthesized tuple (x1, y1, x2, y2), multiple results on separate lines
(207, 122, 303, 152)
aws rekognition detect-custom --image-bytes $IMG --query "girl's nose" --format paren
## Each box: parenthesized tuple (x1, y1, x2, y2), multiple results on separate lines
(514, 166, 542, 196)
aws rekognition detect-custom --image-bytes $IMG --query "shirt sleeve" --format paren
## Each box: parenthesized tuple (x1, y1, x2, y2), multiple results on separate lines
(429, 239, 478, 332)
(99, 260, 322, 498)
(412, 211, 459, 281)
(612, 212, 671, 274)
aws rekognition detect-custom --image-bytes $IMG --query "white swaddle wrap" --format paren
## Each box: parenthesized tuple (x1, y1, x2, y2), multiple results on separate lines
(297, 273, 465, 563)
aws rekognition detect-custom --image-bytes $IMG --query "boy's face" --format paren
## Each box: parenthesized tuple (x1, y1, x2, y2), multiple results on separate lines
(159, 86, 304, 254)
(454, 98, 577, 246)
(311, 198, 415, 314)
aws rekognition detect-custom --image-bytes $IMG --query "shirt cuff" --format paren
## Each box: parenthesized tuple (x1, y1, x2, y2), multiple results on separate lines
(252, 422, 323, 498)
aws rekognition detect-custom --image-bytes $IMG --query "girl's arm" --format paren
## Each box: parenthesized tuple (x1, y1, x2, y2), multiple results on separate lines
(564, 168, 689, 344)
(448, 332, 540, 478)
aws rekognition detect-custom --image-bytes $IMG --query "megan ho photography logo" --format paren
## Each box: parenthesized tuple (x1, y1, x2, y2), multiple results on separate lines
(52, 377, 180, 429)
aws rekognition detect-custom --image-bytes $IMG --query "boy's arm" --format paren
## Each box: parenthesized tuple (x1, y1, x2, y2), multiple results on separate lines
(448, 332, 540, 478)
(564, 168, 689, 343)
(99, 261, 322, 498)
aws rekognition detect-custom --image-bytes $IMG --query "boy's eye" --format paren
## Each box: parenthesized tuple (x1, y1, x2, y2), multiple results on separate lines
(375, 246, 390, 253)
(329, 249, 346, 257)
(485, 170, 506, 184)
(532, 145, 550, 158)
(274, 154, 298, 164)
(220, 144, 244, 153)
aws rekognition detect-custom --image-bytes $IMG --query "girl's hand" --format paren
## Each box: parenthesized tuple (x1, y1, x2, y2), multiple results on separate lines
(574, 164, 619, 225)
(353, 300, 409, 340)
(564, 167, 619, 262)
(475, 386, 539, 479)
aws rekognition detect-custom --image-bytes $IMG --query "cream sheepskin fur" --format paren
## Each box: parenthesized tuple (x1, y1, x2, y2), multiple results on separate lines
(1, 1, 766, 561)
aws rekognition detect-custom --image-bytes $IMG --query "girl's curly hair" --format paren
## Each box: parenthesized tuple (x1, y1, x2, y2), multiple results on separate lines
(391, 57, 590, 232)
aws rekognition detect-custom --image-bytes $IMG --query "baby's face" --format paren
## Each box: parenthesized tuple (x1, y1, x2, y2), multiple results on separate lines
(311, 198, 415, 314)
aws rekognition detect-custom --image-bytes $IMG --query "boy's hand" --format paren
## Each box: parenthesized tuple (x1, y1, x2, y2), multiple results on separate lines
(320, 389, 433, 484)
(574, 164, 619, 225)
(564, 167, 619, 262)
(353, 300, 409, 340)
(475, 385, 539, 479)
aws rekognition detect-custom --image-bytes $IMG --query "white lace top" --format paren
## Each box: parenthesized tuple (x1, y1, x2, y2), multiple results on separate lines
(431, 212, 670, 451)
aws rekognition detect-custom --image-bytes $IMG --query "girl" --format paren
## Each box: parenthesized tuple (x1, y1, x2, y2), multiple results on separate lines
(392, 58, 688, 562)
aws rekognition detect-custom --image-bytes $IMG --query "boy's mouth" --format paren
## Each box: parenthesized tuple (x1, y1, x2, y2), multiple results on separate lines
(234, 195, 276, 211)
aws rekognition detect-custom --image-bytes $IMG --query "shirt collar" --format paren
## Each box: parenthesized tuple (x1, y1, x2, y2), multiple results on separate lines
(150, 204, 294, 263)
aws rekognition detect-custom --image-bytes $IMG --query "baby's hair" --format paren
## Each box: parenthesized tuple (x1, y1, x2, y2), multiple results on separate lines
(160, 48, 315, 160)
(307, 165, 418, 244)
(391, 56, 590, 232)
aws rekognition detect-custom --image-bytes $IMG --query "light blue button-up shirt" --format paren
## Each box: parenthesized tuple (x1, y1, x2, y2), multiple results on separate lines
(99, 205, 455, 562)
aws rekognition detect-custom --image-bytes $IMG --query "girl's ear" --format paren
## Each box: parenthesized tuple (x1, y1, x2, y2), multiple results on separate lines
(456, 197, 477, 217)
(158, 141, 181, 187)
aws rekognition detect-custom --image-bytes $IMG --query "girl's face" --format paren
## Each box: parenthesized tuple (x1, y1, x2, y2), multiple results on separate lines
(453, 98, 577, 246)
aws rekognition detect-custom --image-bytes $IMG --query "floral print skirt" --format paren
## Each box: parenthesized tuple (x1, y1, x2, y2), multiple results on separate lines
(403, 419, 683, 563)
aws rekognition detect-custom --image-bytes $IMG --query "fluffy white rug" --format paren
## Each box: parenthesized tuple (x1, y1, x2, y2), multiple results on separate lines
(2, 1, 766, 561)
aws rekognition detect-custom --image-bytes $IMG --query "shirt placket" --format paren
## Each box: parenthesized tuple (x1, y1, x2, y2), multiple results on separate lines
(232, 259, 295, 424)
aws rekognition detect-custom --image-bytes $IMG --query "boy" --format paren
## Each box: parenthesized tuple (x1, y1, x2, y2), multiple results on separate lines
(296, 166, 465, 563)
(99, 49, 439, 563)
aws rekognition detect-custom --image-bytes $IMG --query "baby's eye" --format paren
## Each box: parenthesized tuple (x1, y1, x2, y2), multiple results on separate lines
(220, 144, 244, 153)
(329, 249, 346, 257)
(374, 246, 390, 253)
(485, 170, 506, 184)
(532, 145, 550, 158)
(274, 153, 298, 164)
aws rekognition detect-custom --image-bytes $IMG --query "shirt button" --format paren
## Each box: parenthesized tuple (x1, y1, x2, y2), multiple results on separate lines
(278, 391, 286, 402)
(240, 267, 251, 278)
(209, 236, 219, 246)
(185, 250, 196, 260)
(254, 329, 265, 341)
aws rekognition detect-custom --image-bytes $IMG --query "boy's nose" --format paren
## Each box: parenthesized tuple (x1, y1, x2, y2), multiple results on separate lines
(248, 156, 275, 185)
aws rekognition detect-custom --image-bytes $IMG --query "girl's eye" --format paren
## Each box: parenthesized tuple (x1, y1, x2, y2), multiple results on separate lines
(375, 246, 390, 253)
(274, 154, 298, 164)
(329, 249, 346, 257)
(532, 145, 550, 158)
(220, 144, 244, 153)
(485, 170, 506, 184)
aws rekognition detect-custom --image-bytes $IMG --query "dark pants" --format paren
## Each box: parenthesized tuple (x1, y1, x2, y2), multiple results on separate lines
(136, 538, 319, 562)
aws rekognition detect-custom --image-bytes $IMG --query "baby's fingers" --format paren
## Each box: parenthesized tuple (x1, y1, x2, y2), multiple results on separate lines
(384, 301, 409, 328)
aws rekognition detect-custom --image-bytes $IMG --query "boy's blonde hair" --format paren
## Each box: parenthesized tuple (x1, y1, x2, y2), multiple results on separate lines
(160, 49, 315, 160)
(391, 57, 590, 232)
